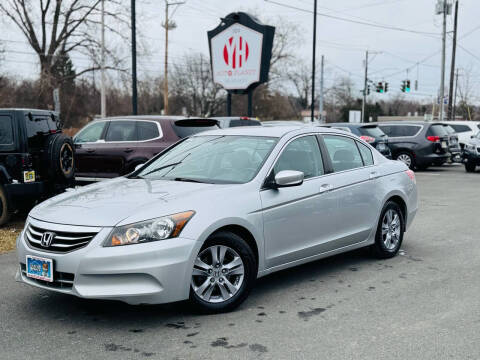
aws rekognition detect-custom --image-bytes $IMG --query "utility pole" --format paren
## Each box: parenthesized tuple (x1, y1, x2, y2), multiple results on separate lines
(362, 50, 368, 123)
(438, 0, 450, 122)
(163, 1, 184, 115)
(100, 0, 106, 118)
(453, 68, 459, 120)
(319, 55, 324, 122)
(311, 0, 317, 123)
(131, 0, 138, 115)
(448, 0, 459, 120)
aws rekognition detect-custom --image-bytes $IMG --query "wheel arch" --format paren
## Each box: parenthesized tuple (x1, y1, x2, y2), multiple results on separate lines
(383, 194, 408, 231)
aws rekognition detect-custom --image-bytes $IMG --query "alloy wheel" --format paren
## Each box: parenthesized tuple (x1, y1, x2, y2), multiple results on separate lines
(191, 245, 245, 303)
(397, 154, 412, 168)
(381, 209, 401, 251)
(60, 143, 74, 175)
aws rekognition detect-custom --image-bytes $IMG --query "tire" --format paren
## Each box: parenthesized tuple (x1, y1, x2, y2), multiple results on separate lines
(44, 133, 75, 183)
(0, 185, 12, 226)
(370, 201, 404, 259)
(465, 162, 476, 173)
(395, 152, 415, 170)
(189, 231, 257, 313)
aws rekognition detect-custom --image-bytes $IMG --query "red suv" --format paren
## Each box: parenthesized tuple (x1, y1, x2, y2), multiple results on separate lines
(73, 116, 218, 182)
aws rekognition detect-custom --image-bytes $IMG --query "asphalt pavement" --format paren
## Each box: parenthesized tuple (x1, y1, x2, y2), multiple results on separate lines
(1, 164, 479, 360)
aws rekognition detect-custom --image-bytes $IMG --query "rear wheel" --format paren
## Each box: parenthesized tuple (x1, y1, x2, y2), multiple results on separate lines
(395, 152, 414, 170)
(371, 201, 404, 259)
(0, 185, 11, 226)
(465, 162, 476, 173)
(190, 231, 256, 313)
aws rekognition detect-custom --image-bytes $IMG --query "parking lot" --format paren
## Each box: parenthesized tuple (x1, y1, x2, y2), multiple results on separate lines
(0, 164, 479, 360)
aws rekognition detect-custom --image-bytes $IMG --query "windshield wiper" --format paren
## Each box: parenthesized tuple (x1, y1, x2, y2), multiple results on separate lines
(173, 177, 210, 184)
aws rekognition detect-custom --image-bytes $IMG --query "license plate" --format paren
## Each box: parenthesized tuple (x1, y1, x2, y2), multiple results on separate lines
(23, 171, 35, 183)
(441, 141, 447, 149)
(26, 255, 53, 282)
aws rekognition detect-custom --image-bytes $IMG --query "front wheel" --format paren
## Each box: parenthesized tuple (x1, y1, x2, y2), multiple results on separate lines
(465, 162, 476, 173)
(370, 201, 404, 259)
(190, 231, 257, 313)
(395, 152, 414, 170)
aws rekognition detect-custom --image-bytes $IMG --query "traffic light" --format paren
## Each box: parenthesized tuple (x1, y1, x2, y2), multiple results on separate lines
(401, 81, 406, 92)
(376, 82, 384, 93)
(406, 80, 411, 93)
(367, 84, 371, 95)
(384, 82, 389, 93)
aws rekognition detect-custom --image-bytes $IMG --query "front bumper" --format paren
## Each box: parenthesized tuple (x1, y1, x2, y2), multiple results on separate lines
(16, 218, 201, 305)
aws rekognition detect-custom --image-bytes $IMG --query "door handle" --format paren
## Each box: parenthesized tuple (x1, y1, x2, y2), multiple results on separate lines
(369, 171, 378, 179)
(124, 148, 134, 153)
(86, 149, 96, 153)
(319, 184, 333, 193)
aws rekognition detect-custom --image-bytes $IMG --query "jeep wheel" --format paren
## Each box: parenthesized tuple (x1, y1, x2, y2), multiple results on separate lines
(45, 134, 75, 183)
(0, 185, 11, 226)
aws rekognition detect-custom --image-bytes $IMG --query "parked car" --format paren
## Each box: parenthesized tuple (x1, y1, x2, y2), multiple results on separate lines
(442, 124, 462, 162)
(439, 121, 480, 149)
(463, 131, 480, 172)
(73, 116, 218, 182)
(0, 109, 75, 225)
(376, 121, 450, 170)
(17, 126, 417, 313)
(320, 123, 392, 158)
(210, 117, 261, 128)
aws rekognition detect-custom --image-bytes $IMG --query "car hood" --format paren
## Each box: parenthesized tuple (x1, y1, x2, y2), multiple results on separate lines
(30, 177, 229, 227)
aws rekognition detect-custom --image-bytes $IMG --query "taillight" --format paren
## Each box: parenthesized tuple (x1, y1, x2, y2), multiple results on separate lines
(360, 135, 375, 143)
(427, 135, 440, 142)
(405, 169, 416, 184)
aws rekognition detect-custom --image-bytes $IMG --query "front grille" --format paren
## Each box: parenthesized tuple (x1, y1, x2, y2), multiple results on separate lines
(20, 263, 74, 289)
(25, 224, 98, 253)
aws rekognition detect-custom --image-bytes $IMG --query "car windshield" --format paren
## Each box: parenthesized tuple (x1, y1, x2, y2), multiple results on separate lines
(136, 135, 278, 184)
(358, 126, 387, 138)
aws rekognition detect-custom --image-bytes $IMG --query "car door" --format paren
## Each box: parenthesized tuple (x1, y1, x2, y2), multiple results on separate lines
(74, 121, 108, 179)
(319, 134, 381, 250)
(260, 135, 337, 268)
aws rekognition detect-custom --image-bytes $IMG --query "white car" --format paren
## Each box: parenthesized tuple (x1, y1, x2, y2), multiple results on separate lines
(439, 121, 480, 149)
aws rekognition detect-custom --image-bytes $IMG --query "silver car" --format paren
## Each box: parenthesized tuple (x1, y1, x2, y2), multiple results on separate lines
(16, 126, 418, 312)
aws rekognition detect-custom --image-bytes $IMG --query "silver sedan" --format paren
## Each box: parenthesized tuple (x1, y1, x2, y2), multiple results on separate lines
(16, 126, 418, 312)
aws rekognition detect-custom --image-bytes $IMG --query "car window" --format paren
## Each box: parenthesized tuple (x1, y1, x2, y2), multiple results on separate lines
(25, 115, 51, 149)
(357, 141, 374, 166)
(74, 122, 107, 143)
(443, 125, 455, 134)
(0, 115, 14, 145)
(274, 136, 324, 179)
(427, 124, 448, 137)
(323, 135, 364, 172)
(380, 125, 421, 137)
(137, 121, 160, 141)
(105, 121, 137, 142)
(229, 120, 261, 127)
(449, 124, 470, 133)
(358, 126, 386, 138)
(171, 119, 218, 138)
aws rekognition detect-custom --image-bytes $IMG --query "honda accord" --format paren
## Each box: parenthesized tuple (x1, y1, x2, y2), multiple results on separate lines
(16, 126, 418, 313)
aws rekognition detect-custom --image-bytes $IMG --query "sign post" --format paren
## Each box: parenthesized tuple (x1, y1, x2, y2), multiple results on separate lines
(208, 13, 275, 117)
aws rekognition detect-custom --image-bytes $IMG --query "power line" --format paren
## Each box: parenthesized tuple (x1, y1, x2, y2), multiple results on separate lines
(264, 0, 441, 37)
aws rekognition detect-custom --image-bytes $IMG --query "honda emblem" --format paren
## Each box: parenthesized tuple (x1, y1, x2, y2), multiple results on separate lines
(40, 232, 55, 248)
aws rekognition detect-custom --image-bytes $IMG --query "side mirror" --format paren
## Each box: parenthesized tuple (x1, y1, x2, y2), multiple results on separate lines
(274, 170, 304, 187)
(135, 163, 145, 172)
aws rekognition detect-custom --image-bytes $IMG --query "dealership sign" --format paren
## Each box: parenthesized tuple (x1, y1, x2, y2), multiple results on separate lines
(208, 13, 275, 93)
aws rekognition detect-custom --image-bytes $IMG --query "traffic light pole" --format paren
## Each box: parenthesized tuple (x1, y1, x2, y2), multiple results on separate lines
(361, 50, 368, 123)
(439, 0, 447, 121)
(448, 0, 459, 120)
(310, 0, 317, 123)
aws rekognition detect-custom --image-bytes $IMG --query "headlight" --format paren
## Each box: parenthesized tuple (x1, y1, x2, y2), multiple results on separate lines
(104, 211, 195, 247)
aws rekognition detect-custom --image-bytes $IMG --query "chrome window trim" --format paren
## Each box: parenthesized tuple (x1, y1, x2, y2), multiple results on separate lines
(378, 124, 423, 138)
(75, 119, 163, 144)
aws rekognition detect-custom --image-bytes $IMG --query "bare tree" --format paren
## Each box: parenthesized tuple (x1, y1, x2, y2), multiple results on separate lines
(0, 0, 128, 92)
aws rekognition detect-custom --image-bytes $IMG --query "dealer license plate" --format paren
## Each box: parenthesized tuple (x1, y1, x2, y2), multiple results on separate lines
(26, 255, 53, 282)
(23, 171, 35, 183)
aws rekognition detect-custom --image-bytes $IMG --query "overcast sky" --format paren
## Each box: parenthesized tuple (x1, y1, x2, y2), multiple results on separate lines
(1, 0, 479, 103)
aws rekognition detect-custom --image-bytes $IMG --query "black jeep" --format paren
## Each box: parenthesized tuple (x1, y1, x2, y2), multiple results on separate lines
(0, 109, 75, 225)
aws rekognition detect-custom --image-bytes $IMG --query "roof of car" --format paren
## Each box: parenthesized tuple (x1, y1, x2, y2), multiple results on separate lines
(197, 125, 348, 138)
(92, 115, 204, 122)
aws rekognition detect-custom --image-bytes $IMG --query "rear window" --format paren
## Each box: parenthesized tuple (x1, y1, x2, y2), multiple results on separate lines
(427, 124, 448, 137)
(443, 125, 455, 134)
(172, 119, 218, 138)
(358, 126, 386, 138)
(0, 115, 14, 145)
(229, 119, 262, 127)
(379, 125, 421, 137)
(449, 124, 471, 133)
